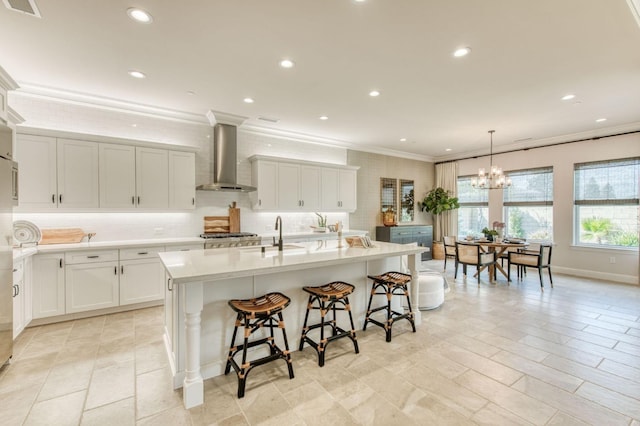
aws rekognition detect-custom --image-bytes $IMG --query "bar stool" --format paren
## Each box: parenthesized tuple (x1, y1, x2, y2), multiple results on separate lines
(363, 271, 416, 342)
(299, 281, 359, 367)
(224, 292, 294, 398)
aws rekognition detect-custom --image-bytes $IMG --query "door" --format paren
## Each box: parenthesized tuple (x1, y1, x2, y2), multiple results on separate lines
(15, 134, 58, 209)
(65, 262, 119, 313)
(57, 139, 100, 208)
(136, 147, 169, 208)
(99, 143, 136, 208)
(169, 151, 196, 209)
(32, 254, 65, 318)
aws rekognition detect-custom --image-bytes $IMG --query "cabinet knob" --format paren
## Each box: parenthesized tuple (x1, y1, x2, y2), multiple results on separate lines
(114, 266, 117, 275)
(192, 197, 195, 205)
(52, 194, 56, 204)
(59, 194, 63, 204)
(132, 196, 135, 205)
(121, 265, 124, 274)
(59, 258, 63, 268)
(137, 196, 141, 205)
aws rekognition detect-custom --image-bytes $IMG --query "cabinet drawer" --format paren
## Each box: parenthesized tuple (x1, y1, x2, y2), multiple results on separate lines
(390, 228, 413, 237)
(164, 243, 203, 252)
(119, 246, 165, 260)
(65, 250, 119, 264)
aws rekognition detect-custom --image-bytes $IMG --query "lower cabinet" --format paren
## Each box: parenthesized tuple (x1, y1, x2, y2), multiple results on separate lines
(32, 253, 66, 319)
(12, 257, 31, 338)
(376, 225, 433, 261)
(66, 261, 119, 313)
(120, 246, 165, 305)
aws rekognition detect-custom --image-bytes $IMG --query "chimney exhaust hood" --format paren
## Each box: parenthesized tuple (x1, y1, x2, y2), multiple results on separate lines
(196, 113, 256, 192)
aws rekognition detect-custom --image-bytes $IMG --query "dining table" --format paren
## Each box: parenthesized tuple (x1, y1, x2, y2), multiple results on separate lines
(470, 240, 529, 281)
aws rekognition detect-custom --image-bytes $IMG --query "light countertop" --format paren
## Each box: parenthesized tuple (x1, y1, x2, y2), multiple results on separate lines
(159, 239, 426, 284)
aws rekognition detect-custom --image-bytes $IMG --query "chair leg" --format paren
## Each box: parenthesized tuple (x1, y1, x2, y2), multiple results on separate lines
(548, 268, 553, 288)
(507, 262, 511, 282)
(538, 268, 544, 288)
(454, 261, 458, 279)
(278, 312, 295, 379)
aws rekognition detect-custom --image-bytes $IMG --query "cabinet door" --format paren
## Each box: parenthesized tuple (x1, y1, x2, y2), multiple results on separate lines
(136, 147, 169, 209)
(251, 160, 278, 210)
(169, 151, 196, 209)
(277, 163, 300, 210)
(320, 168, 340, 210)
(32, 254, 65, 318)
(12, 260, 24, 338)
(300, 165, 321, 211)
(338, 169, 357, 211)
(120, 259, 165, 305)
(57, 139, 100, 208)
(15, 134, 58, 209)
(65, 262, 119, 313)
(99, 143, 136, 208)
(23, 256, 33, 326)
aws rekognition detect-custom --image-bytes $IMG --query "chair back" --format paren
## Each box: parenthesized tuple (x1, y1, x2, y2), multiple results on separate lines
(443, 236, 457, 256)
(455, 242, 479, 263)
(540, 244, 552, 266)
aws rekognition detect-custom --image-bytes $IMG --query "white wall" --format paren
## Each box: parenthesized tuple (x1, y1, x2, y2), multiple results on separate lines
(457, 132, 640, 284)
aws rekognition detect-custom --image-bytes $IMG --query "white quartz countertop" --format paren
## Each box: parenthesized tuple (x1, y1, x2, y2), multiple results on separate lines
(12, 237, 205, 258)
(260, 229, 367, 239)
(159, 240, 426, 284)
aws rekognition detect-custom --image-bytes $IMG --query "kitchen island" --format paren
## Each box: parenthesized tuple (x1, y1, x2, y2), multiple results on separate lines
(159, 239, 426, 408)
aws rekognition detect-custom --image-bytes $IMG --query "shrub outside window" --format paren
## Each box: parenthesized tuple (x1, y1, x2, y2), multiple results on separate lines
(503, 167, 553, 241)
(457, 176, 488, 237)
(574, 158, 639, 248)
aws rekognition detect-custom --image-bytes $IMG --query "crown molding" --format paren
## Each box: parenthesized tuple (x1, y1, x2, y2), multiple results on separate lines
(0, 64, 19, 91)
(13, 83, 210, 125)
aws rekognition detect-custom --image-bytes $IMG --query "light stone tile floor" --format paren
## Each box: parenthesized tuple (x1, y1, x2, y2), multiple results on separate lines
(1, 260, 640, 425)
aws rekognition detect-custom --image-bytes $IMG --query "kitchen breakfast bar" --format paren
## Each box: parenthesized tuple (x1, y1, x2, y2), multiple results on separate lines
(159, 240, 426, 408)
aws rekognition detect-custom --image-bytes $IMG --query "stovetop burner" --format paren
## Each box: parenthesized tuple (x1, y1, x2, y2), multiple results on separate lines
(200, 232, 258, 239)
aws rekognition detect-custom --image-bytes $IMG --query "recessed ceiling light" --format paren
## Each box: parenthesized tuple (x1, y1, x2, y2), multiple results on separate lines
(445, 148, 452, 152)
(127, 8, 153, 23)
(319, 115, 329, 120)
(596, 118, 607, 122)
(186, 90, 195, 96)
(279, 59, 295, 68)
(243, 97, 254, 104)
(369, 90, 380, 97)
(131, 124, 137, 128)
(128, 70, 146, 79)
(400, 138, 407, 142)
(354, 0, 366, 3)
(562, 94, 575, 101)
(453, 47, 471, 57)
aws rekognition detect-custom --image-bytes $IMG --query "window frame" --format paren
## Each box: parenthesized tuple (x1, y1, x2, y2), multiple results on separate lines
(457, 175, 489, 238)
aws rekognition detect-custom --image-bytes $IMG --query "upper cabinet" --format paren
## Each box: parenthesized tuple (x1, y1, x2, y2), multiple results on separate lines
(249, 155, 358, 212)
(0, 64, 19, 124)
(16, 130, 196, 211)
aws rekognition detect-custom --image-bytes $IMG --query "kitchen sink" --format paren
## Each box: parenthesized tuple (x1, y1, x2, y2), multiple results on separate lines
(238, 244, 305, 253)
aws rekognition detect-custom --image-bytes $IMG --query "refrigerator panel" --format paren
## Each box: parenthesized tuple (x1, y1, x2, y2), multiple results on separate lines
(0, 125, 14, 365)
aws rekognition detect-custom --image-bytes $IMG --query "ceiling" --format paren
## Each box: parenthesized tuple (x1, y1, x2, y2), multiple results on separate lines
(1, 0, 640, 161)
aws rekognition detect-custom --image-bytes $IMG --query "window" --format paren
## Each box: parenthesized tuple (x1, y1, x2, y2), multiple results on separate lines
(503, 167, 553, 241)
(574, 158, 639, 248)
(457, 176, 488, 237)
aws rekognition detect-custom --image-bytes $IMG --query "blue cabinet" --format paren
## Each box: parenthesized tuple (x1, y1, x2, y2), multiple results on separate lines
(375, 226, 432, 260)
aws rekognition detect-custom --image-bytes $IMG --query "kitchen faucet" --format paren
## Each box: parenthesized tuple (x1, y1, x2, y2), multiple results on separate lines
(274, 216, 283, 251)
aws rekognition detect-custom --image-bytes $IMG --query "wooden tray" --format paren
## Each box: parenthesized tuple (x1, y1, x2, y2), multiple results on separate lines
(40, 228, 87, 245)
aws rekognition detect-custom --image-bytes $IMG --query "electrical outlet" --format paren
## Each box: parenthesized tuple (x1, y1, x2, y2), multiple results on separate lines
(609, 256, 616, 264)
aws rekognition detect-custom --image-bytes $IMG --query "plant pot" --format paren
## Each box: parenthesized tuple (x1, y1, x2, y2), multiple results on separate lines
(432, 241, 444, 260)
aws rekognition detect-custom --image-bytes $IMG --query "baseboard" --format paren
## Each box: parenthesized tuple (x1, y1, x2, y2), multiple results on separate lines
(552, 266, 639, 285)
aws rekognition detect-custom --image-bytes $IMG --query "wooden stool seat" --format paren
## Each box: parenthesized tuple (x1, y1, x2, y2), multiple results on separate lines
(225, 292, 294, 398)
(299, 281, 359, 367)
(363, 271, 416, 342)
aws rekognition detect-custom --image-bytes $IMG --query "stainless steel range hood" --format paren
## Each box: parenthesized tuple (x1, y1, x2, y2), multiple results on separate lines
(196, 122, 256, 192)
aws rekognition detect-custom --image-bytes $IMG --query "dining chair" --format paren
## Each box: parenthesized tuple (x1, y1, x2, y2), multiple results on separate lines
(507, 244, 553, 289)
(454, 242, 497, 285)
(443, 236, 457, 270)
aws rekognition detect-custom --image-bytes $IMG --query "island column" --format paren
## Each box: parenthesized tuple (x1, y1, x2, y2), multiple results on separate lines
(183, 280, 204, 408)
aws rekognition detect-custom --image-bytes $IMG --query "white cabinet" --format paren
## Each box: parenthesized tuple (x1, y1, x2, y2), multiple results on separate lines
(321, 167, 357, 211)
(119, 246, 165, 305)
(12, 260, 24, 338)
(32, 253, 65, 319)
(0, 85, 6, 123)
(169, 151, 196, 209)
(136, 147, 169, 209)
(99, 143, 136, 208)
(65, 250, 119, 314)
(16, 136, 99, 209)
(251, 159, 278, 210)
(250, 156, 356, 212)
(277, 164, 321, 211)
(15, 135, 57, 209)
(57, 138, 100, 208)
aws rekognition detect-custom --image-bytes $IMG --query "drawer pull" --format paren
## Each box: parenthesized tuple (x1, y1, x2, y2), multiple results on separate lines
(132, 196, 135, 205)
(59, 194, 63, 203)
(59, 258, 63, 268)
(52, 194, 56, 204)
(121, 265, 124, 274)
(167, 278, 173, 292)
(137, 252, 149, 255)
(87, 255, 100, 259)
(114, 266, 117, 275)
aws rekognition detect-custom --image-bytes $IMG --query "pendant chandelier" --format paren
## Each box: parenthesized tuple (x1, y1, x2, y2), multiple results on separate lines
(471, 130, 512, 189)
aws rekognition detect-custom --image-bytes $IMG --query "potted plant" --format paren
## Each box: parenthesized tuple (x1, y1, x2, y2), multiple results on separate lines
(481, 227, 499, 241)
(421, 187, 459, 259)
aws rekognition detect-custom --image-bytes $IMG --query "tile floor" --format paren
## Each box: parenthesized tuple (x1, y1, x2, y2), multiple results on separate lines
(1, 261, 640, 425)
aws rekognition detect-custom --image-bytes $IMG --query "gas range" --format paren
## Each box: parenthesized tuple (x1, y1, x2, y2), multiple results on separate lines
(200, 232, 262, 249)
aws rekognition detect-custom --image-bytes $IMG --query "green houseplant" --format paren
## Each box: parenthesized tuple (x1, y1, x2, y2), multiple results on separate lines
(420, 187, 459, 242)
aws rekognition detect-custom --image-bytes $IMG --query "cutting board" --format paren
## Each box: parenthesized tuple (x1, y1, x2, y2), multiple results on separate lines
(229, 208, 240, 233)
(204, 216, 230, 233)
(40, 228, 87, 245)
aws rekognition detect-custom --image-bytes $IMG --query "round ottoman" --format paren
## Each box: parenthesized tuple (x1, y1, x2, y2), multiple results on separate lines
(418, 273, 445, 310)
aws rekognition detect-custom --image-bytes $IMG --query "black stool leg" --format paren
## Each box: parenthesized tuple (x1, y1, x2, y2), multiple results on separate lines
(345, 296, 359, 354)
(403, 285, 416, 333)
(385, 283, 393, 342)
(278, 312, 295, 379)
(237, 313, 250, 398)
(299, 295, 313, 351)
(318, 298, 327, 367)
(363, 284, 376, 331)
(225, 313, 241, 375)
